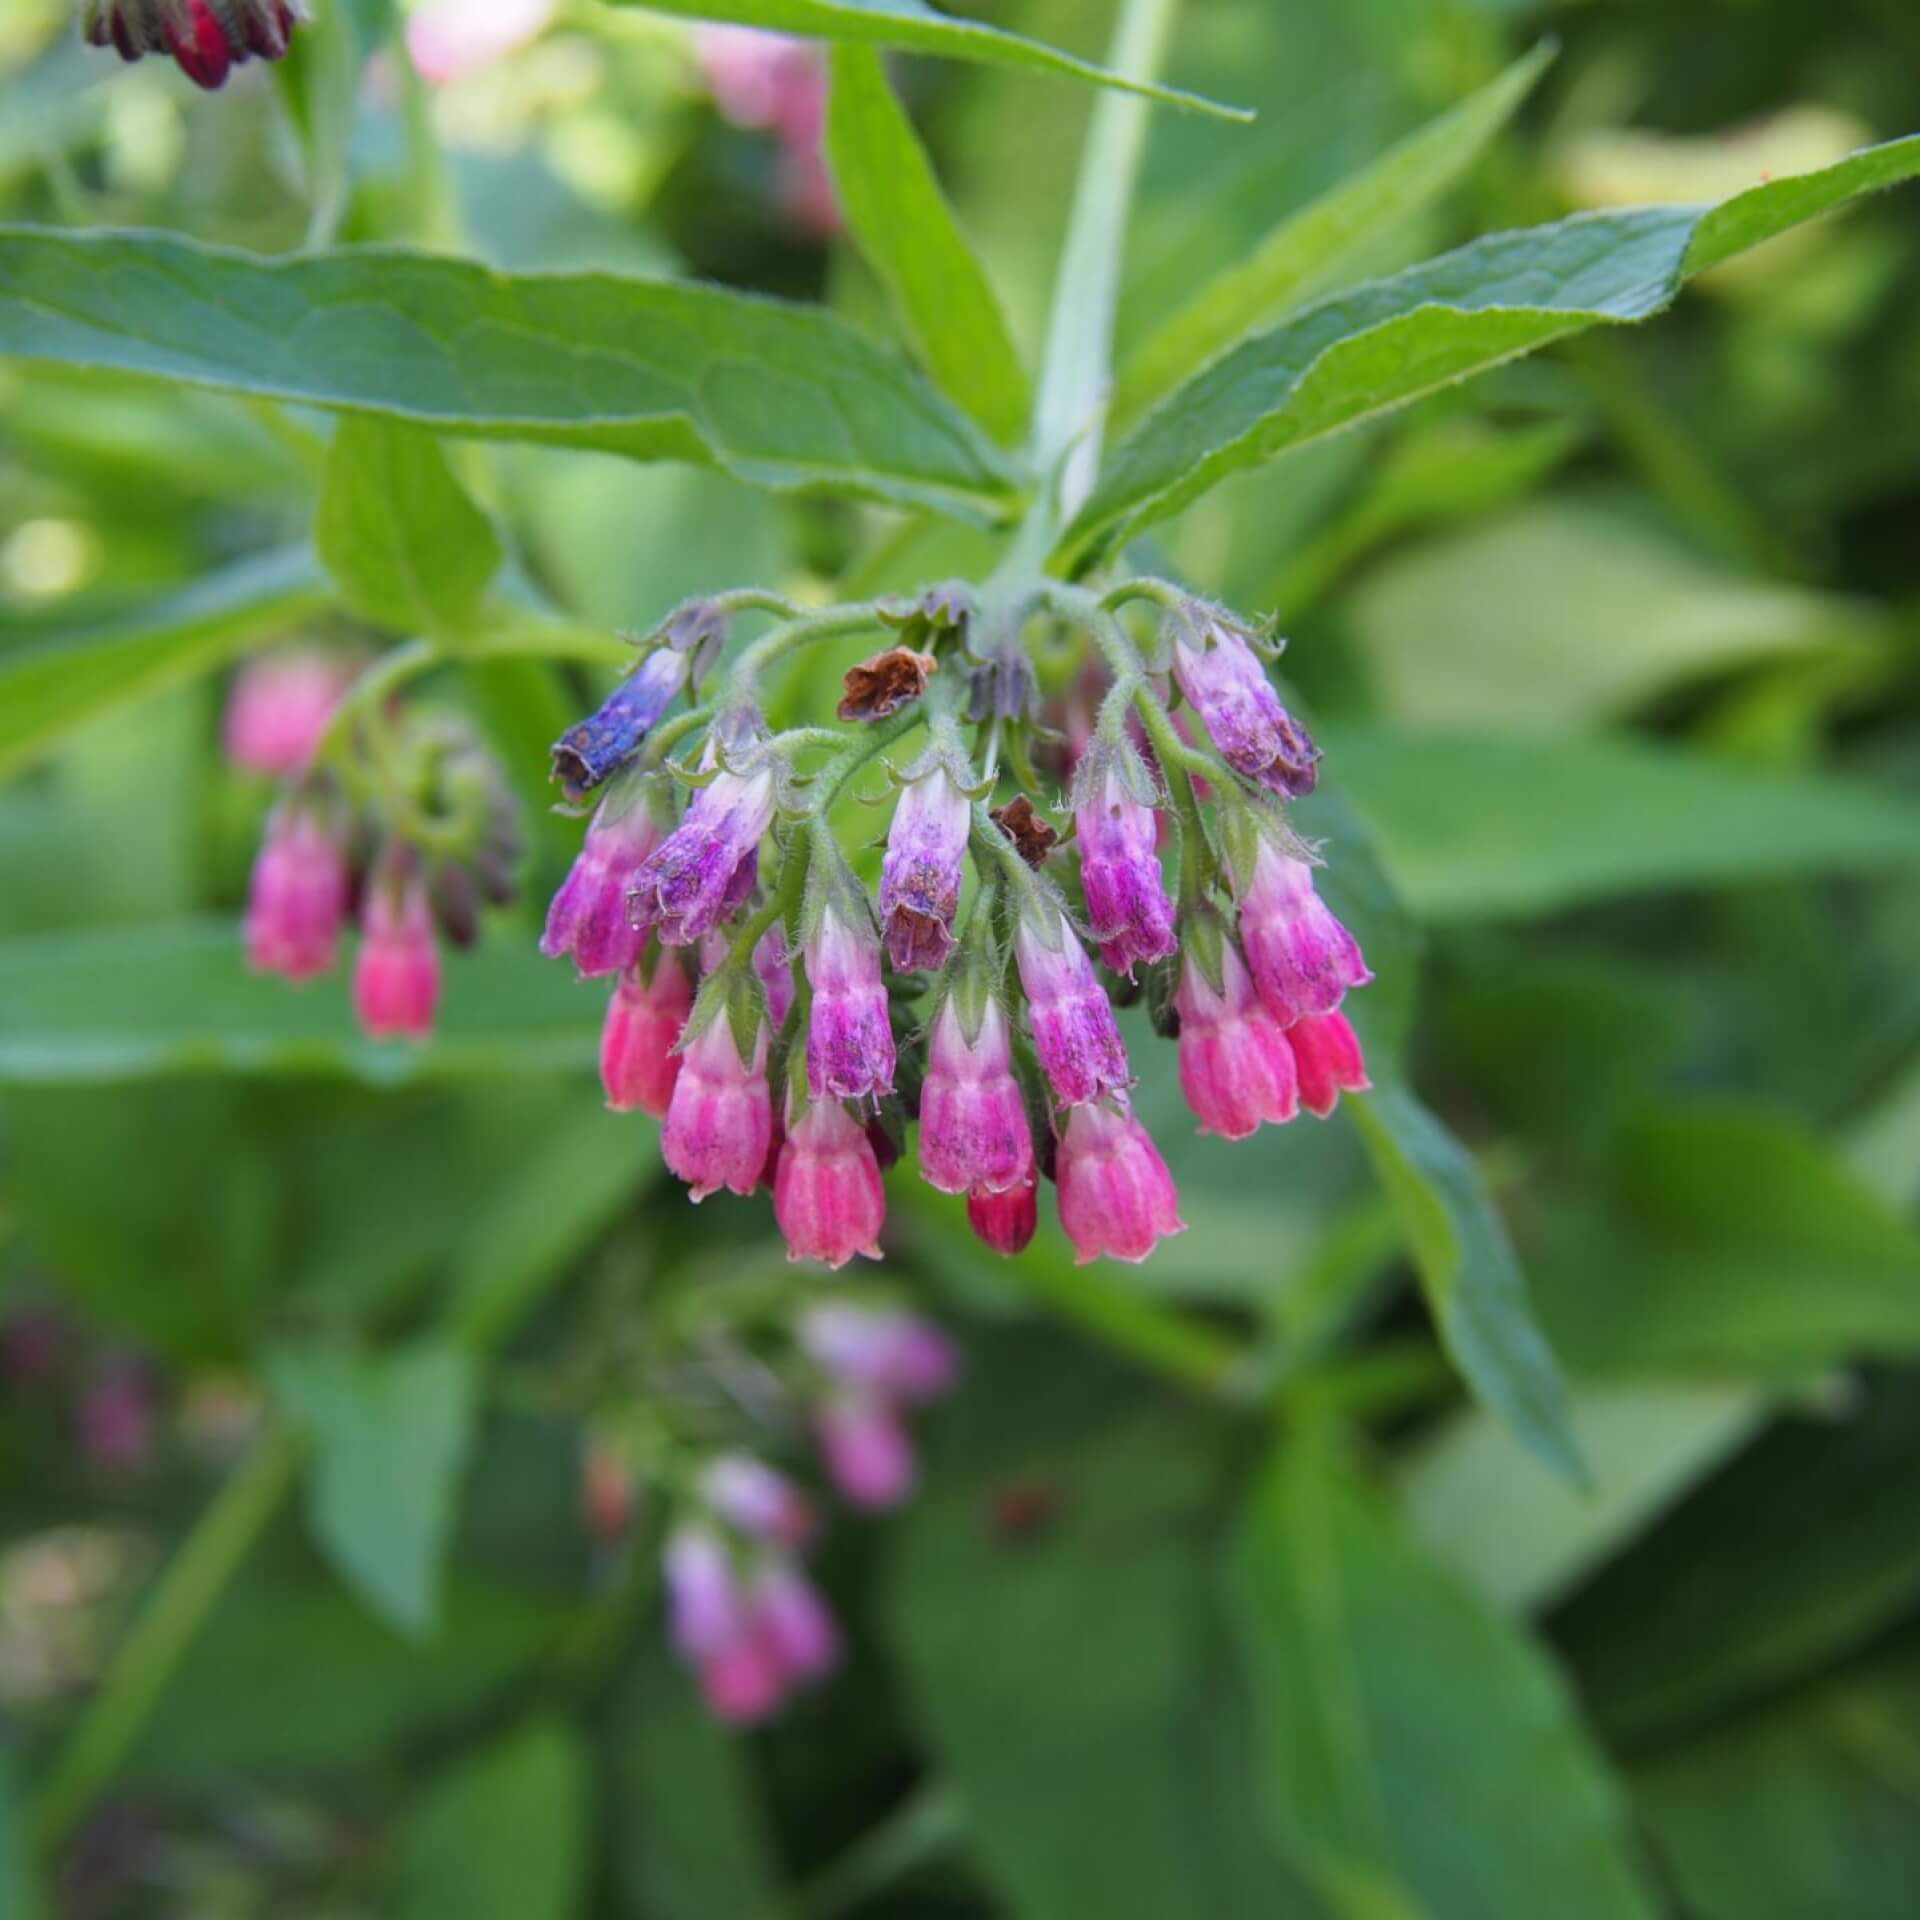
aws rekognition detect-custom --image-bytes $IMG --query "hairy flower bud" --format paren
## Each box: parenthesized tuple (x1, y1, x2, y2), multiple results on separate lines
(223, 650, 352, 777)
(245, 805, 348, 981)
(880, 766, 970, 972)
(814, 1393, 916, 1509)
(774, 1097, 886, 1269)
(1014, 907, 1130, 1107)
(1075, 758, 1176, 976)
(352, 865, 441, 1043)
(86, 0, 306, 88)
(663, 1009, 772, 1201)
(549, 649, 688, 803)
(629, 742, 777, 947)
(599, 955, 693, 1116)
(967, 1174, 1038, 1257)
(1236, 843, 1371, 1026)
(1175, 940, 1299, 1139)
(1056, 1103, 1185, 1266)
(804, 907, 895, 1102)
(1172, 618, 1319, 798)
(917, 998, 1032, 1196)
(1286, 1011, 1371, 1117)
(702, 1453, 815, 1547)
(541, 796, 662, 978)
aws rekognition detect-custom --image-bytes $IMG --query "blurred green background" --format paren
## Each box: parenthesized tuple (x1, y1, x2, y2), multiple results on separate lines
(6, 0, 1920, 1914)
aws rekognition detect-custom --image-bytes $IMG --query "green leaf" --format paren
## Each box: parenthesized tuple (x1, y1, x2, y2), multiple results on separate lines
(316, 420, 502, 636)
(1632, 1631, 1920, 1920)
(1225, 1425, 1657, 1920)
(1347, 1083, 1583, 1486)
(0, 547, 329, 782)
(1112, 42, 1555, 431)
(1399, 1384, 1772, 1612)
(0, 231, 1019, 522)
(394, 1720, 589, 1920)
(604, 1638, 789, 1920)
(825, 46, 1030, 445)
(1328, 727, 1920, 921)
(1347, 495, 1885, 736)
(1063, 134, 1920, 565)
(602, 0, 1246, 119)
(0, 1745, 40, 1920)
(268, 1339, 479, 1636)
(886, 1331, 1325, 1920)
(0, 920, 602, 1085)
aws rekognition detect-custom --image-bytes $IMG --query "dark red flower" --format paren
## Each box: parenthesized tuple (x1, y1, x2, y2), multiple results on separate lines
(84, 1, 305, 91)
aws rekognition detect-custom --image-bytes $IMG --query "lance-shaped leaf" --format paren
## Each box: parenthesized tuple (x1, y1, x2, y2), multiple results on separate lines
(825, 45, 1030, 445)
(607, 0, 1246, 119)
(0, 231, 1020, 522)
(1112, 40, 1555, 431)
(1064, 133, 1920, 567)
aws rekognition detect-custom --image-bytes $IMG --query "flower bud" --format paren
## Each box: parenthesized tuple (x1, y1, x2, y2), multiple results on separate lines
(1014, 907, 1130, 1108)
(750, 1560, 841, 1683)
(799, 1303, 957, 1402)
(880, 766, 971, 972)
(968, 1175, 1037, 1257)
(815, 1393, 916, 1509)
(917, 998, 1031, 1197)
(702, 1453, 816, 1547)
(549, 648, 689, 802)
(1175, 940, 1299, 1139)
(1286, 1011, 1371, 1117)
(1236, 843, 1371, 1026)
(1056, 1103, 1185, 1266)
(1074, 758, 1176, 976)
(245, 805, 348, 981)
(599, 955, 693, 1116)
(663, 1007, 773, 1201)
(775, 1097, 886, 1269)
(223, 650, 352, 777)
(353, 865, 441, 1043)
(1172, 618, 1319, 798)
(663, 1526, 786, 1724)
(629, 739, 777, 947)
(86, 0, 306, 88)
(541, 795, 662, 978)
(805, 907, 895, 1102)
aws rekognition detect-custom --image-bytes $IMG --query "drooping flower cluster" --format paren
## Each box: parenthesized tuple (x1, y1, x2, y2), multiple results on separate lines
(541, 583, 1374, 1270)
(585, 1297, 956, 1724)
(83, 0, 306, 89)
(238, 656, 525, 1046)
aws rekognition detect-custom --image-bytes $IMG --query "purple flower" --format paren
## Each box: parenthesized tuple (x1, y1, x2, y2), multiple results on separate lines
(1172, 618, 1319, 797)
(702, 1453, 816, 1547)
(1014, 905, 1130, 1107)
(799, 1303, 958, 1402)
(1074, 758, 1176, 976)
(629, 737, 777, 948)
(540, 796, 662, 978)
(550, 649, 689, 802)
(804, 906, 895, 1102)
(880, 766, 971, 972)
(1236, 842, 1371, 1026)
(750, 1559, 841, 1682)
(814, 1394, 917, 1509)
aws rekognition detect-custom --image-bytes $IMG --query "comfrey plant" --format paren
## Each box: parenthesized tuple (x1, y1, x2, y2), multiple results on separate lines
(540, 585, 1371, 1270)
(83, 0, 306, 88)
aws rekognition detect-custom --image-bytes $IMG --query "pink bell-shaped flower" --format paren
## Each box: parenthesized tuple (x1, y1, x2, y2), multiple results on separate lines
(352, 863, 441, 1043)
(880, 765, 971, 972)
(599, 956, 693, 1116)
(1236, 841, 1371, 1027)
(1056, 1103, 1185, 1266)
(774, 1096, 886, 1269)
(1287, 1011, 1371, 1117)
(1174, 939, 1299, 1139)
(1074, 757, 1176, 977)
(917, 997, 1032, 1197)
(541, 796, 662, 979)
(663, 1008, 773, 1201)
(245, 804, 348, 982)
(804, 906, 895, 1103)
(1014, 906, 1130, 1108)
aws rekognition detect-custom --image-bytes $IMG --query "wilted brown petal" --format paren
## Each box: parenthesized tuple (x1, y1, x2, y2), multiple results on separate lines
(838, 647, 938, 722)
(991, 794, 1058, 869)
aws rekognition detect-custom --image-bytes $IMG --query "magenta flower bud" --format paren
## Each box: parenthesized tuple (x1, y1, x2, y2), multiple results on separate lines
(1056, 1103, 1186, 1267)
(663, 1010, 772, 1201)
(1237, 843, 1372, 1026)
(630, 746, 777, 947)
(1287, 1011, 1371, 1118)
(352, 870, 442, 1043)
(223, 650, 352, 777)
(800, 1303, 957, 1402)
(1075, 761, 1176, 976)
(751, 1560, 841, 1683)
(775, 1097, 886, 1269)
(880, 767, 971, 972)
(599, 956, 692, 1116)
(815, 1393, 916, 1509)
(918, 998, 1032, 1197)
(541, 797, 662, 978)
(968, 1175, 1037, 1257)
(1172, 619, 1320, 798)
(1175, 940, 1299, 1140)
(1014, 908, 1130, 1108)
(245, 805, 348, 982)
(86, 0, 305, 87)
(702, 1453, 816, 1548)
(805, 908, 895, 1102)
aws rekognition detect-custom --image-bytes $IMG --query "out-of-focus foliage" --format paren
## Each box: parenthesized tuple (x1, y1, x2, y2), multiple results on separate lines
(4, 0, 1920, 1916)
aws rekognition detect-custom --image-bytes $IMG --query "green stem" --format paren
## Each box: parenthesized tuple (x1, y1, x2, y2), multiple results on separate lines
(1029, 0, 1181, 523)
(32, 1428, 303, 1856)
(725, 604, 885, 703)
